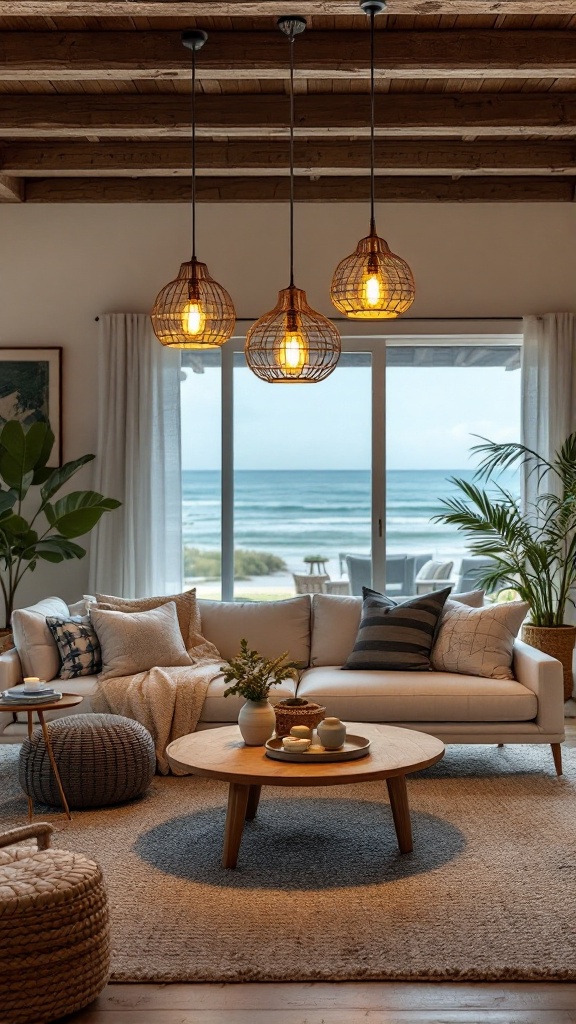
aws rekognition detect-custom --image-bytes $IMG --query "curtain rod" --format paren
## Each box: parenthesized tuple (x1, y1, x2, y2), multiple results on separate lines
(94, 315, 526, 323)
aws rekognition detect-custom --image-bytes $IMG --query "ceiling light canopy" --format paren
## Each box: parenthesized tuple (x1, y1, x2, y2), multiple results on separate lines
(245, 16, 340, 384)
(151, 30, 235, 349)
(330, 1, 415, 320)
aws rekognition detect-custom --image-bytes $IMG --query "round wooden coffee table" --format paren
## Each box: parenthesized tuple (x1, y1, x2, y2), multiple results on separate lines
(0, 691, 83, 821)
(167, 723, 445, 868)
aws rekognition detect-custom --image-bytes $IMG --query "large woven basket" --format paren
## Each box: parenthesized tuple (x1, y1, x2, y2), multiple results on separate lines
(522, 623, 576, 702)
(0, 822, 110, 1024)
(274, 700, 326, 738)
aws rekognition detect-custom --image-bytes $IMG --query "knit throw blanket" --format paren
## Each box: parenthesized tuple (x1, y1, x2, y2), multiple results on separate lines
(92, 640, 223, 775)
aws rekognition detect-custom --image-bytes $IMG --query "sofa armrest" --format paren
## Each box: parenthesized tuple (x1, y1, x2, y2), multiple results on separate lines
(513, 639, 565, 737)
(0, 648, 23, 690)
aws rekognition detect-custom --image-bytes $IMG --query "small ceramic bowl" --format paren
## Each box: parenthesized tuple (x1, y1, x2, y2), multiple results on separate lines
(281, 737, 311, 753)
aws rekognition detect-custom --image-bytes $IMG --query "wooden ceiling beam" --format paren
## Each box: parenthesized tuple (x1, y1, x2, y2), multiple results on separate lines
(4, 2, 576, 15)
(23, 175, 576, 202)
(0, 175, 23, 201)
(2, 30, 576, 81)
(5, 140, 576, 176)
(3, 93, 576, 138)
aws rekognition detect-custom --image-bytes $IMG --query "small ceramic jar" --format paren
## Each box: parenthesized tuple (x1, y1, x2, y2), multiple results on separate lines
(282, 736, 311, 752)
(316, 717, 346, 750)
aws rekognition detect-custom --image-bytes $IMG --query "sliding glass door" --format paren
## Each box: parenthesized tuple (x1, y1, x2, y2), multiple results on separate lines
(181, 334, 521, 601)
(232, 352, 372, 601)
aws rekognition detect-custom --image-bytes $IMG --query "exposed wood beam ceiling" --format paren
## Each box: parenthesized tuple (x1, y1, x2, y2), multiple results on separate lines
(2, 3, 576, 202)
(2, 30, 576, 80)
(4, 2, 576, 14)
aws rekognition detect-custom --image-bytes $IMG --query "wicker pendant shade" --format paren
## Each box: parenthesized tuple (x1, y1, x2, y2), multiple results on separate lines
(331, 230, 415, 320)
(150, 29, 235, 349)
(330, 0, 415, 321)
(245, 15, 340, 384)
(151, 257, 235, 349)
(245, 285, 341, 383)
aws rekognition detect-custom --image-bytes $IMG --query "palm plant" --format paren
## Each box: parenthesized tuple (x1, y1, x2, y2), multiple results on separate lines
(433, 433, 576, 627)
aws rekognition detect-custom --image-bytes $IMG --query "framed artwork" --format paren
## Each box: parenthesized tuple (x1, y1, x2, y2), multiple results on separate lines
(0, 347, 62, 466)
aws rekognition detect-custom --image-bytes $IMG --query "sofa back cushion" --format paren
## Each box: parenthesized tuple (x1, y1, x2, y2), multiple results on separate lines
(198, 596, 311, 665)
(11, 596, 69, 680)
(311, 590, 485, 667)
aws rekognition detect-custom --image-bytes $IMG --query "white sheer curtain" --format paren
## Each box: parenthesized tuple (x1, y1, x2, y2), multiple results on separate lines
(89, 313, 182, 597)
(522, 314, 576, 650)
(522, 313, 576, 506)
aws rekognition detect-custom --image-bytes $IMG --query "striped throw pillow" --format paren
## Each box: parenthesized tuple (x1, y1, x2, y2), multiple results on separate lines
(342, 586, 451, 671)
(47, 615, 102, 679)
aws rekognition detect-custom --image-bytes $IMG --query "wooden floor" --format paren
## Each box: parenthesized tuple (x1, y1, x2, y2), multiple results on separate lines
(60, 725, 576, 1024)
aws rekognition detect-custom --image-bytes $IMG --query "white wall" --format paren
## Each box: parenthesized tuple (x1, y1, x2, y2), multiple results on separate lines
(1, 200, 575, 609)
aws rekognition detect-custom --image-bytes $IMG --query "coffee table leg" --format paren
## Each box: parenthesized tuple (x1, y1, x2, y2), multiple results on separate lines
(386, 774, 413, 854)
(245, 785, 261, 821)
(38, 712, 72, 821)
(222, 782, 250, 868)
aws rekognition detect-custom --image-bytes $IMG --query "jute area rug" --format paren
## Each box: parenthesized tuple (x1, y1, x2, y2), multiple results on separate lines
(1, 743, 576, 983)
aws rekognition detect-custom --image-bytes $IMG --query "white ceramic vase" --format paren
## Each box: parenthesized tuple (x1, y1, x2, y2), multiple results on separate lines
(317, 717, 347, 750)
(238, 699, 276, 746)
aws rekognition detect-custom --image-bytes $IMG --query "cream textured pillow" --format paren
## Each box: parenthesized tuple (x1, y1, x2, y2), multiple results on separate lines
(431, 600, 529, 679)
(11, 596, 69, 680)
(95, 589, 201, 652)
(90, 601, 193, 680)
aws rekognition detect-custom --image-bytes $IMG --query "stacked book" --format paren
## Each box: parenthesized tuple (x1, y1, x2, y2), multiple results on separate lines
(0, 685, 62, 705)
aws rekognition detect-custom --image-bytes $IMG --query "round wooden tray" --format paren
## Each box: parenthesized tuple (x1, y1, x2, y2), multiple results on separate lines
(265, 733, 371, 764)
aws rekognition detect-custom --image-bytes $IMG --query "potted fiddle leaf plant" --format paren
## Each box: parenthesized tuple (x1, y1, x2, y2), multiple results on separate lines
(222, 639, 298, 745)
(433, 432, 576, 700)
(0, 419, 121, 633)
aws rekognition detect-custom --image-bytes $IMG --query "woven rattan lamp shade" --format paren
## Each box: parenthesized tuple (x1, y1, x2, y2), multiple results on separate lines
(151, 257, 235, 349)
(245, 285, 341, 384)
(331, 231, 416, 320)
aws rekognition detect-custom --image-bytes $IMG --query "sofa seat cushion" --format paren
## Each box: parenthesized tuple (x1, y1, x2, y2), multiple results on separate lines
(198, 596, 311, 666)
(296, 667, 537, 723)
(200, 675, 296, 723)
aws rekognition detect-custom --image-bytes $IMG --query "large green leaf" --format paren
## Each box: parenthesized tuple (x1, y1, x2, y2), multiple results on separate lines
(0, 421, 51, 498)
(0, 490, 17, 520)
(31, 425, 55, 484)
(0, 514, 31, 537)
(33, 537, 86, 563)
(40, 454, 95, 503)
(49, 491, 122, 539)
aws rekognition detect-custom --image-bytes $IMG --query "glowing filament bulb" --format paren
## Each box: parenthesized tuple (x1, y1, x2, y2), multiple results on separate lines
(365, 274, 382, 307)
(278, 330, 308, 376)
(182, 300, 206, 337)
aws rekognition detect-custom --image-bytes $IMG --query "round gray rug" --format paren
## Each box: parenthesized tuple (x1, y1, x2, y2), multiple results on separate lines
(1, 743, 575, 982)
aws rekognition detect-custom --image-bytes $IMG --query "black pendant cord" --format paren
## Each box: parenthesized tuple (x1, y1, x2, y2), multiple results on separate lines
(369, 6, 376, 236)
(191, 46, 197, 261)
(289, 29, 295, 288)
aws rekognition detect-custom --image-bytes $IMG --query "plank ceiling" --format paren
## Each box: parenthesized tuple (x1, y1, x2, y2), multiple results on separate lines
(2, 0, 576, 202)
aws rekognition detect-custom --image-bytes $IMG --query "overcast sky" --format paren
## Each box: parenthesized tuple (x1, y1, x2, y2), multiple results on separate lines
(181, 363, 520, 472)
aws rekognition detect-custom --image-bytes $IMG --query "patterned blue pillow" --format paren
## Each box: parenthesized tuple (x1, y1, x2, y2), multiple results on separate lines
(46, 615, 102, 679)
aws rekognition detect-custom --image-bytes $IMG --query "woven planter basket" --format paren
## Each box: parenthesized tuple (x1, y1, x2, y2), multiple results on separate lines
(0, 822, 110, 1024)
(521, 623, 576, 702)
(274, 700, 326, 738)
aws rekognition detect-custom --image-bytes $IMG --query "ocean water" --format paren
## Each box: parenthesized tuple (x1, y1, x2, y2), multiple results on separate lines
(182, 469, 519, 572)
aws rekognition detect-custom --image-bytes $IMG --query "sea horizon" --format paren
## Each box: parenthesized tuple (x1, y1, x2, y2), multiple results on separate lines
(182, 467, 519, 574)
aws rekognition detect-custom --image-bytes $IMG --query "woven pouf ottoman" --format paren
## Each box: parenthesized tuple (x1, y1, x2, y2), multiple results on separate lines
(0, 822, 110, 1024)
(19, 713, 156, 810)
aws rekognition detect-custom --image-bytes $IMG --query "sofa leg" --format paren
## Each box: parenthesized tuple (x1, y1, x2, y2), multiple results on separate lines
(551, 743, 563, 776)
(497, 743, 504, 748)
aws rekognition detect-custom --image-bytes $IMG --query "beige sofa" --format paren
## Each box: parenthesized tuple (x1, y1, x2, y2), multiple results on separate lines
(0, 593, 565, 771)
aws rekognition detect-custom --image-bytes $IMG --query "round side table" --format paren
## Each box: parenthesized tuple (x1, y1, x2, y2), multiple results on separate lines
(0, 690, 83, 820)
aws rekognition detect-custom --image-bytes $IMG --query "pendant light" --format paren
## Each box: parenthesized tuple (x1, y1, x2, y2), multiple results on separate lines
(330, 1, 415, 320)
(245, 17, 340, 384)
(151, 30, 236, 349)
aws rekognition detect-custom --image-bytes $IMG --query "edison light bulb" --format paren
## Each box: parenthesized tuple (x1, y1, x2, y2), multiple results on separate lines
(365, 274, 382, 307)
(182, 300, 206, 337)
(278, 330, 308, 376)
